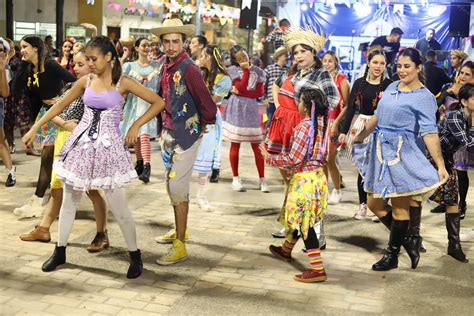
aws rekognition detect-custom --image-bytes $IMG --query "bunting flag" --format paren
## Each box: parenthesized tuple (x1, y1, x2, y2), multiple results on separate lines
(242, 0, 252, 10)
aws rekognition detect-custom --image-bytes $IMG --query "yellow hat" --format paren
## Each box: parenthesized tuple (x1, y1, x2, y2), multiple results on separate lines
(271, 46, 288, 60)
(284, 27, 327, 53)
(150, 18, 195, 38)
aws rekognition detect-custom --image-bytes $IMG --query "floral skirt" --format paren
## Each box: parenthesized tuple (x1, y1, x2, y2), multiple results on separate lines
(279, 169, 328, 240)
(35, 105, 58, 146)
(429, 153, 458, 206)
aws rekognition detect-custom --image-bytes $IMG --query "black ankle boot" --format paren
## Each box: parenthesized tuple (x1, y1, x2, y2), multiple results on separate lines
(139, 163, 150, 183)
(210, 169, 220, 183)
(42, 245, 66, 272)
(127, 249, 143, 279)
(459, 201, 466, 220)
(372, 220, 409, 271)
(446, 213, 469, 263)
(403, 206, 422, 269)
(135, 160, 144, 176)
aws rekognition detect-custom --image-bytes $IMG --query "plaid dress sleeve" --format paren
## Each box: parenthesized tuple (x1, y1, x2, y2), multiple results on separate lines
(445, 110, 474, 153)
(266, 120, 310, 168)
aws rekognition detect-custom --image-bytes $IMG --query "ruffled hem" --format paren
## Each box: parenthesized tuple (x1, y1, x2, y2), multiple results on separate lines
(222, 122, 263, 143)
(366, 181, 441, 200)
(54, 160, 138, 191)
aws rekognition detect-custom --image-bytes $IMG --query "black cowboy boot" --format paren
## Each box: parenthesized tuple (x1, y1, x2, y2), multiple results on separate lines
(431, 204, 446, 213)
(210, 169, 220, 183)
(403, 206, 423, 269)
(42, 245, 66, 272)
(372, 220, 409, 271)
(139, 163, 151, 184)
(135, 160, 144, 176)
(445, 213, 469, 263)
(127, 249, 143, 279)
(378, 211, 393, 230)
(459, 201, 466, 220)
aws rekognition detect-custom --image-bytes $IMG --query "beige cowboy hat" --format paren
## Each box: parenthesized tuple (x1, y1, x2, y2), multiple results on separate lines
(150, 19, 195, 38)
(120, 35, 135, 45)
(271, 46, 288, 60)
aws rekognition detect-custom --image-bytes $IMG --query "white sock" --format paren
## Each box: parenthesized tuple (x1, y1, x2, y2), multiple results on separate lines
(104, 188, 138, 251)
(233, 176, 240, 182)
(58, 184, 83, 247)
(197, 173, 208, 198)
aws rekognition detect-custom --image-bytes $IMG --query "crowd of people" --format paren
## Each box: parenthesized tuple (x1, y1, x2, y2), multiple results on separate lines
(0, 18, 473, 283)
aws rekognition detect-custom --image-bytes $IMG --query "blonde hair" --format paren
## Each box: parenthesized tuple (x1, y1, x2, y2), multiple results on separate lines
(451, 49, 468, 62)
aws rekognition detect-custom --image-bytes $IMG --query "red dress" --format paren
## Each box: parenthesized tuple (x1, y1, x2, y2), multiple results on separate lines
(265, 75, 305, 153)
(329, 73, 346, 120)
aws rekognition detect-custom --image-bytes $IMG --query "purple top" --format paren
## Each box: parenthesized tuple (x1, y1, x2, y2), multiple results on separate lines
(83, 87, 124, 110)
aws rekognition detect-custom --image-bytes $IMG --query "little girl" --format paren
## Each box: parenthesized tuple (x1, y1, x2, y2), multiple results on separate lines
(23, 36, 164, 279)
(261, 88, 330, 283)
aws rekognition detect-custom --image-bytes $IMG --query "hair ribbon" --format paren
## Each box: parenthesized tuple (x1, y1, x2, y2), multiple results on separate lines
(213, 47, 225, 70)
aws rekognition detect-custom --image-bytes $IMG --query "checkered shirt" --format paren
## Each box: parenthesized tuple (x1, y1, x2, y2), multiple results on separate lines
(264, 63, 287, 103)
(438, 107, 474, 155)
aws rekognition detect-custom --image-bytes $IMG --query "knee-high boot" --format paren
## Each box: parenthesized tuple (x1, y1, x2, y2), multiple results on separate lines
(404, 206, 423, 269)
(446, 213, 469, 263)
(372, 220, 409, 271)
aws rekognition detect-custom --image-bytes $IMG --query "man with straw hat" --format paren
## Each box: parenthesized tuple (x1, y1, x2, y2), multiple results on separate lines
(150, 19, 217, 265)
(263, 46, 288, 130)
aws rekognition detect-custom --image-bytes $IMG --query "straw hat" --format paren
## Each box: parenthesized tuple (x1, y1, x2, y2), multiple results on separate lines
(148, 35, 160, 44)
(120, 35, 135, 45)
(150, 18, 195, 38)
(284, 27, 327, 53)
(271, 46, 288, 60)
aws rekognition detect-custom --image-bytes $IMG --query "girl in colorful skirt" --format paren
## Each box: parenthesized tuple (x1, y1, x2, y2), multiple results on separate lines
(194, 45, 231, 210)
(120, 37, 160, 183)
(262, 88, 330, 283)
(12, 35, 77, 218)
(19, 49, 109, 253)
(22, 36, 164, 279)
(222, 45, 269, 192)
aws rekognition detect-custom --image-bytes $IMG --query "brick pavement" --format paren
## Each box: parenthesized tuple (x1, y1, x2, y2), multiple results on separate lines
(0, 140, 473, 315)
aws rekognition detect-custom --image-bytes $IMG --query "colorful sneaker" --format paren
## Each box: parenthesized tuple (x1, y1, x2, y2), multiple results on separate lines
(156, 239, 188, 265)
(154, 228, 189, 244)
(294, 269, 327, 283)
(328, 189, 341, 205)
(353, 203, 368, 220)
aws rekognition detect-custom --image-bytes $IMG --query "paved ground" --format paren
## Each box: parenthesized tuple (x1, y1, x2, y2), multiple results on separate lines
(0, 138, 473, 315)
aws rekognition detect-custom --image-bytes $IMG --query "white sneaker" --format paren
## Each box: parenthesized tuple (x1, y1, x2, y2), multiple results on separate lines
(328, 189, 341, 205)
(232, 177, 245, 192)
(353, 203, 368, 220)
(259, 178, 270, 193)
(197, 195, 211, 211)
(460, 229, 474, 242)
(13, 195, 44, 219)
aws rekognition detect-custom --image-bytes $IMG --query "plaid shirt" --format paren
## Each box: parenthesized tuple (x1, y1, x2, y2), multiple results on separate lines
(276, 67, 340, 110)
(438, 107, 474, 155)
(266, 119, 326, 172)
(265, 29, 285, 50)
(264, 63, 287, 103)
